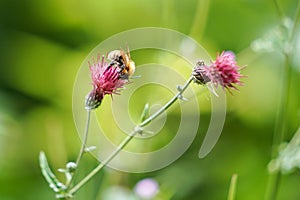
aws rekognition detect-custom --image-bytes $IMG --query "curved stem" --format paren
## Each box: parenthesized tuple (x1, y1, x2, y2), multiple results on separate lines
(75, 110, 91, 166)
(67, 76, 194, 196)
(66, 109, 91, 188)
(140, 76, 194, 127)
(68, 132, 136, 196)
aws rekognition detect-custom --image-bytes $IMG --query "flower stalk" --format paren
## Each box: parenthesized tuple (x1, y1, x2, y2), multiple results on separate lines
(67, 76, 194, 196)
(265, 48, 293, 200)
(66, 50, 244, 196)
(75, 110, 91, 166)
(65, 109, 91, 189)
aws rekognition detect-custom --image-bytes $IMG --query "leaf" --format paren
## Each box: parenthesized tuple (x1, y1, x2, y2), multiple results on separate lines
(227, 174, 238, 200)
(39, 151, 66, 193)
(139, 103, 150, 123)
(84, 146, 97, 152)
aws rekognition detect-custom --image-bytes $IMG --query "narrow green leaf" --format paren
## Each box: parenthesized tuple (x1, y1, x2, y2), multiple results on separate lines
(39, 151, 66, 193)
(227, 174, 238, 200)
(139, 103, 150, 123)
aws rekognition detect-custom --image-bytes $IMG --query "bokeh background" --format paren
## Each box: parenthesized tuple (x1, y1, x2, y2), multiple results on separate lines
(0, 0, 300, 200)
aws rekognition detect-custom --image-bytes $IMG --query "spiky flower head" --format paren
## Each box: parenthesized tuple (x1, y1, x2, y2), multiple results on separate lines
(85, 54, 128, 110)
(193, 51, 244, 92)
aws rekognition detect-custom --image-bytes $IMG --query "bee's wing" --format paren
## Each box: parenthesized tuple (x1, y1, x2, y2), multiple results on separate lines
(126, 45, 131, 59)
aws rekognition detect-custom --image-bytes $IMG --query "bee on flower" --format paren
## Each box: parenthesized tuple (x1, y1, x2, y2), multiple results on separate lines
(85, 48, 135, 110)
(107, 46, 136, 80)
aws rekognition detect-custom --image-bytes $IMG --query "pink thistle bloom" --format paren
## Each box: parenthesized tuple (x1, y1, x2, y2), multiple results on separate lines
(193, 51, 244, 92)
(85, 54, 128, 110)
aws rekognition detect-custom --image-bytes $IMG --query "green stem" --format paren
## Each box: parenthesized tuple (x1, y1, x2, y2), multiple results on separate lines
(75, 109, 91, 166)
(189, 0, 210, 41)
(271, 54, 291, 157)
(140, 76, 194, 127)
(67, 76, 194, 196)
(265, 0, 300, 198)
(266, 53, 292, 200)
(290, 0, 300, 42)
(273, 0, 284, 19)
(66, 109, 91, 188)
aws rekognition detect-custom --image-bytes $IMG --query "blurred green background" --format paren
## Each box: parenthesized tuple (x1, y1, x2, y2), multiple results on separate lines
(0, 0, 300, 199)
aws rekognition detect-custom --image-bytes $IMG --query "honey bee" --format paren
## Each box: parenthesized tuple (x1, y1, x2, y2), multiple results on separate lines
(107, 47, 135, 80)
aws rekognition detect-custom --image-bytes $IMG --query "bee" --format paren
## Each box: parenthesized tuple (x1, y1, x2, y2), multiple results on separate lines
(107, 47, 135, 80)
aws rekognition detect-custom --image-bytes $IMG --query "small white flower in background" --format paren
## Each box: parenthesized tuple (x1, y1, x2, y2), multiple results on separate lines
(268, 127, 300, 174)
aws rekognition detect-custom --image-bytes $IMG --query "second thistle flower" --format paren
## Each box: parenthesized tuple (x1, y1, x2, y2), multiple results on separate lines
(193, 51, 244, 93)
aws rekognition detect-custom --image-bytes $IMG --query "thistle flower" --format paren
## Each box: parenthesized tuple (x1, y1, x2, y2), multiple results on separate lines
(193, 51, 244, 92)
(85, 54, 128, 110)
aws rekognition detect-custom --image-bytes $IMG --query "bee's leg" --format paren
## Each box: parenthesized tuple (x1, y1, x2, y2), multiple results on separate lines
(107, 60, 118, 69)
(119, 73, 129, 80)
(118, 64, 125, 72)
